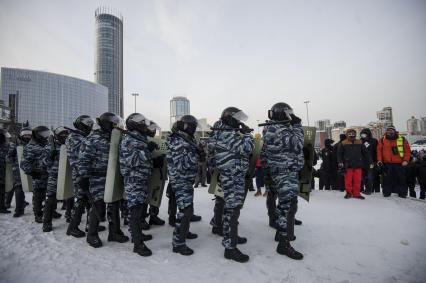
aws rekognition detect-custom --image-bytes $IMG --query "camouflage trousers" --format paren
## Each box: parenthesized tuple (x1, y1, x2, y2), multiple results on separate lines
(171, 179, 194, 247)
(89, 175, 106, 202)
(270, 171, 299, 237)
(123, 176, 149, 209)
(219, 170, 246, 249)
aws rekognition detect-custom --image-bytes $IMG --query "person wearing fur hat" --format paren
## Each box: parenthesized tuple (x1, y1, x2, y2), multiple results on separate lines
(377, 125, 411, 198)
(319, 139, 335, 190)
(337, 129, 373, 199)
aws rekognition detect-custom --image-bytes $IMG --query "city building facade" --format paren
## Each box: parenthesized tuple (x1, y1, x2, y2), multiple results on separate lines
(170, 96, 190, 128)
(1, 67, 108, 129)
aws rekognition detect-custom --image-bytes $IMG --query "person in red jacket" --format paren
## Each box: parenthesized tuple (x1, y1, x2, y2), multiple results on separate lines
(337, 129, 372, 199)
(377, 125, 411, 198)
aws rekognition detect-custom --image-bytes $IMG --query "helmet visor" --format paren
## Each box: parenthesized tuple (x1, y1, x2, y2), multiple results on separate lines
(110, 115, 125, 130)
(20, 130, 32, 137)
(81, 117, 95, 128)
(148, 121, 160, 132)
(232, 110, 249, 123)
(131, 113, 151, 126)
(38, 130, 51, 139)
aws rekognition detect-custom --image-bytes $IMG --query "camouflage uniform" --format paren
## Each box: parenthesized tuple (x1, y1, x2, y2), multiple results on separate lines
(41, 139, 61, 228)
(208, 121, 254, 249)
(78, 128, 124, 241)
(20, 140, 48, 219)
(261, 122, 304, 238)
(66, 130, 91, 229)
(6, 142, 26, 213)
(119, 130, 152, 208)
(166, 131, 198, 248)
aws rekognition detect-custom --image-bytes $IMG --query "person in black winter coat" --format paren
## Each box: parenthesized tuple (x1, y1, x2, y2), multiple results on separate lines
(319, 139, 335, 190)
(406, 156, 417, 198)
(332, 134, 346, 191)
(415, 151, 426, 200)
(360, 128, 380, 194)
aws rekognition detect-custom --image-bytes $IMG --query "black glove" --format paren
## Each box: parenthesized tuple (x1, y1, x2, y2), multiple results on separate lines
(79, 177, 90, 192)
(30, 171, 41, 179)
(147, 141, 159, 152)
(290, 114, 302, 125)
(152, 156, 164, 168)
(239, 123, 253, 134)
(50, 149, 59, 161)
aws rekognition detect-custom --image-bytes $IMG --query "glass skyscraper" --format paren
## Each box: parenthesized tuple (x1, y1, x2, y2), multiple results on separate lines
(94, 7, 123, 117)
(170, 96, 190, 128)
(0, 67, 108, 129)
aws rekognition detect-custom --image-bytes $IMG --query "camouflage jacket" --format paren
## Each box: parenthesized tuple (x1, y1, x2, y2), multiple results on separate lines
(208, 121, 254, 174)
(166, 131, 198, 182)
(42, 139, 61, 193)
(65, 130, 87, 172)
(20, 139, 48, 189)
(119, 130, 153, 179)
(261, 122, 304, 173)
(0, 143, 8, 184)
(78, 129, 111, 178)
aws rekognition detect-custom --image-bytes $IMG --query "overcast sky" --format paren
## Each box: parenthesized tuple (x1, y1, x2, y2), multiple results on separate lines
(1, 0, 425, 130)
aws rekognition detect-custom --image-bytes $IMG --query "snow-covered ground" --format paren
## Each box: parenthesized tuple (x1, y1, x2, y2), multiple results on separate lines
(1, 187, 425, 283)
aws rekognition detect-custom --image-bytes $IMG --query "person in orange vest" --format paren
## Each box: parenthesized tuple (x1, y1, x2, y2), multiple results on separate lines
(377, 125, 411, 198)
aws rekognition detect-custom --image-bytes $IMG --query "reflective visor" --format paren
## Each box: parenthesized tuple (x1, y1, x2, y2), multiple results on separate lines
(20, 130, 32, 136)
(81, 117, 94, 127)
(39, 130, 51, 138)
(148, 121, 160, 132)
(232, 110, 249, 122)
(131, 113, 150, 126)
(54, 126, 68, 136)
(5, 132, 11, 138)
(111, 115, 125, 129)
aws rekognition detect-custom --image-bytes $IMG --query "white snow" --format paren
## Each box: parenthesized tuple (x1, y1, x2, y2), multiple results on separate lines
(1, 187, 426, 283)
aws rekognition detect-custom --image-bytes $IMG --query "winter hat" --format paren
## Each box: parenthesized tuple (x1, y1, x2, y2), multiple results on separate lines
(386, 125, 396, 131)
(345, 128, 356, 135)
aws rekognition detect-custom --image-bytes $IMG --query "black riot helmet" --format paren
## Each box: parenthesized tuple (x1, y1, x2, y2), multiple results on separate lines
(221, 107, 249, 129)
(19, 127, 32, 144)
(0, 129, 8, 145)
(32, 126, 51, 145)
(96, 112, 123, 133)
(126, 113, 159, 137)
(54, 126, 70, 145)
(73, 115, 94, 135)
(268, 102, 293, 121)
(176, 115, 198, 136)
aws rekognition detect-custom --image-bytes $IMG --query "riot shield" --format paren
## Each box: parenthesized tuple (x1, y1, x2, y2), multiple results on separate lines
(17, 146, 33, 192)
(299, 126, 316, 201)
(208, 137, 262, 198)
(5, 162, 14, 193)
(56, 145, 74, 200)
(104, 128, 124, 203)
(148, 137, 168, 208)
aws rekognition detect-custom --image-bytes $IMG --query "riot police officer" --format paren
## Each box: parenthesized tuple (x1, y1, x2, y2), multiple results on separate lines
(208, 107, 254, 263)
(261, 102, 304, 260)
(42, 127, 70, 232)
(78, 112, 129, 248)
(166, 115, 199, 256)
(0, 129, 11, 213)
(119, 113, 161, 256)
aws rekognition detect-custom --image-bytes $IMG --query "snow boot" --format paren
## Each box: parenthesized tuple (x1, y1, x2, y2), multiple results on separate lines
(354, 195, 365, 200)
(344, 192, 352, 199)
(295, 219, 302, 225)
(212, 226, 223, 236)
(52, 210, 62, 219)
(237, 236, 248, 244)
(224, 248, 249, 263)
(173, 245, 194, 256)
(130, 205, 152, 257)
(67, 226, 86, 238)
(276, 236, 303, 260)
(35, 214, 43, 223)
(42, 223, 52, 232)
(13, 211, 24, 217)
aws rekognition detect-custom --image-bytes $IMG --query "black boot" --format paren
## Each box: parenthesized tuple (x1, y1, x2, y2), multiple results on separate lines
(141, 203, 150, 230)
(52, 210, 62, 219)
(295, 219, 302, 225)
(276, 235, 303, 260)
(149, 214, 165, 226)
(275, 230, 295, 242)
(86, 201, 103, 248)
(267, 191, 278, 228)
(224, 248, 249, 263)
(190, 214, 202, 222)
(67, 197, 87, 238)
(107, 202, 129, 243)
(211, 197, 224, 235)
(65, 198, 74, 223)
(172, 245, 194, 256)
(409, 189, 416, 198)
(42, 193, 55, 232)
(169, 216, 176, 227)
(212, 225, 223, 236)
(287, 198, 297, 241)
(237, 235, 247, 244)
(130, 205, 152, 257)
(186, 231, 198, 239)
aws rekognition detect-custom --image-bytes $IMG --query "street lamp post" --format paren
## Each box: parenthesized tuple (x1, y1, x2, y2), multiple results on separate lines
(131, 93, 139, 113)
(304, 100, 310, 126)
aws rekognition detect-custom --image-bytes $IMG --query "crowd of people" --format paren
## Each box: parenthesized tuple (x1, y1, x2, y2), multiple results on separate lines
(0, 102, 307, 263)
